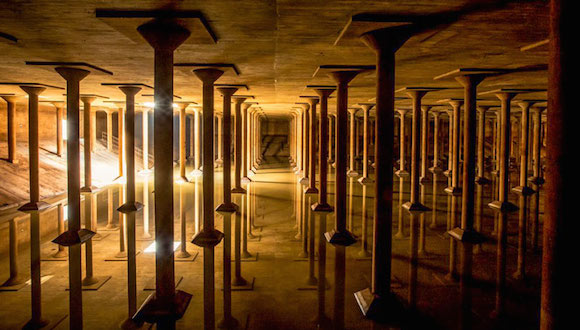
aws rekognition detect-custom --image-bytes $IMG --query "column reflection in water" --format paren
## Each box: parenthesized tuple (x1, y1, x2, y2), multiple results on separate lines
(358, 185, 371, 258)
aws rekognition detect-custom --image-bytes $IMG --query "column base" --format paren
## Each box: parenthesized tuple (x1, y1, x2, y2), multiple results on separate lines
(80, 275, 112, 291)
(475, 176, 492, 185)
(324, 229, 356, 246)
(402, 202, 430, 213)
(217, 316, 239, 329)
(354, 288, 406, 321)
(0, 277, 28, 291)
(347, 170, 359, 177)
(357, 249, 372, 259)
(311, 202, 334, 213)
(429, 166, 443, 174)
(176, 251, 199, 262)
(442, 169, 452, 178)
(304, 187, 318, 194)
(132, 290, 192, 326)
(447, 228, 485, 244)
(22, 318, 50, 330)
(395, 170, 409, 178)
(232, 276, 255, 291)
(189, 169, 202, 177)
(191, 229, 224, 248)
(18, 201, 50, 212)
(488, 200, 519, 213)
(444, 186, 462, 196)
(52, 229, 96, 247)
(528, 176, 545, 185)
(241, 176, 252, 183)
(80, 185, 99, 193)
(176, 176, 189, 184)
(231, 187, 246, 194)
(299, 177, 309, 185)
(216, 203, 238, 213)
(118, 201, 144, 214)
(512, 185, 535, 196)
(358, 177, 374, 185)
(419, 176, 431, 185)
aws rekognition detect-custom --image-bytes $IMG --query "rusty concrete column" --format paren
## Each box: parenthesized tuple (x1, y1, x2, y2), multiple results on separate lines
(418, 104, 432, 256)
(347, 107, 359, 177)
(328, 113, 335, 165)
(540, 6, 569, 323)
(215, 112, 223, 166)
(53, 101, 65, 157)
(241, 102, 252, 183)
(19, 84, 50, 328)
(136, 18, 193, 328)
(178, 102, 190, 181)
(0, 95, 18, 163)
(488, 91, 518, 319)
(53, 203, 67, 258)
(191, 106, 202, 176)
(324, 69, 362, 247)
(117, 85, 143, 328)
(311, 86, 335, 212)
(299, 103, 310, 184)
(395, 109, 409, 239)
(512, 100, 536, 281)
(331, 113, 338, 168)
(90, 110, 96, 152)
(304, 96, 319, 194)
(358, 103, 375, 184)
(530, 106, 546, 252)
(192, 68, 225, 330)
(232, 96, 247, 194)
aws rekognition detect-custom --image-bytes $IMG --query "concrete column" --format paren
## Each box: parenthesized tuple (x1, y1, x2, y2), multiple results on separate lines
(215, 112, 223, 166)
(241, 103, 252, 183)
(117, 105, 125, 178)
(216, 87, 238, 212)
(192, 68, 225, 330)
(328, 114, 334, 164)
(0, 217, 26, 289)
(312, 86, 335, 212)
(529, 106, 545, 252)
(53, 102, 65, 157)
(117, 85, 143, 327)
(347, 107, 359, 177)
(0, 95, 18, 163)
(444, 99, 463, 282)
(395, 109, 408, 239)
(19, 84, 50, 328)
(358, 103, 375, 184)
(232, 97, 247, 194)
(324, 69, 362, 247)
(429, 111, 442, 229)
(54, 204, 67, 258)
(191, 106, 202, 176)
(52, 67, 93, 329)
(299, 103, 310, 184)
(304, 97, 319, 194)
(81, 96, 96, 192)
(488, 91, 518, 319)
(90, 110, 96, 152)
(140, 108, 150, 173)
(136, 19, 193, 327)
(106, 109, 113, 151)
(474, 105, 491, 254)
(178, 102, 190, 181)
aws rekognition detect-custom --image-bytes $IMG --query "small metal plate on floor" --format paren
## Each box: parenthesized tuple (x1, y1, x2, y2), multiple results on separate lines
(232, 252, 259, 262)
(66, 275, 111, 291)
(231, 277, 255, 291)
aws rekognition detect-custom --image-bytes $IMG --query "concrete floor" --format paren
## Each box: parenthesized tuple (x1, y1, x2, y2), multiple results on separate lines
(0, 159, 543, 329)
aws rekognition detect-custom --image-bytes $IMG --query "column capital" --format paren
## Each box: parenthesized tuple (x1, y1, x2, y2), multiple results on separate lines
(0, 94, 20, 103)
(19, 85, 46, 96)
(193, 68, 224, 84)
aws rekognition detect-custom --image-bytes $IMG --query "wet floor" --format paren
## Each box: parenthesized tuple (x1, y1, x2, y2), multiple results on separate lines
(0, 159, 543, 329)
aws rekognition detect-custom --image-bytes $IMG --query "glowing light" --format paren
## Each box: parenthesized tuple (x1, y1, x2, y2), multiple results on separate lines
(62, 119, 67, 140)
(144, 241, 181, 253)
(63, 204, 68, 222)
(25, 275, 53, 285)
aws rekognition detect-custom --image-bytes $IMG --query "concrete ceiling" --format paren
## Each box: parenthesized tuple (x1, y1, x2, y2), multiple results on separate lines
(0, 0, 548, 116)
